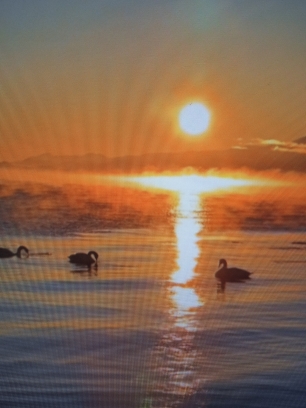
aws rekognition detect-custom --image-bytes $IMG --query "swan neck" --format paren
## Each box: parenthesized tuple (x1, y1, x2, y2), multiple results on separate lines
(220, 260, 227, 268)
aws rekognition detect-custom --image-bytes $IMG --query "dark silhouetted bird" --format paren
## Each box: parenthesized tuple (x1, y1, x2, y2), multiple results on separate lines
(68, 251, 99, 268)
(215, 258, 252, 282)
(0, 246, 29, 259)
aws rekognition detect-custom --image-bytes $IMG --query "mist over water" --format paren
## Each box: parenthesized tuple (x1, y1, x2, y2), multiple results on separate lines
(0, 178, 305, 236)
(0, 178, 306, 407)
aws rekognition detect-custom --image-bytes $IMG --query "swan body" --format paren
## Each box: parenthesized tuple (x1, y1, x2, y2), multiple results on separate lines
(68, 251, 99, 268)
(215, 258, 252, 281)
(0, 246, 29, 259)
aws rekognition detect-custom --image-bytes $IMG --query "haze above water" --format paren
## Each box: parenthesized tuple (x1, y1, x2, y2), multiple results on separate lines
(0, 175, 306, 407)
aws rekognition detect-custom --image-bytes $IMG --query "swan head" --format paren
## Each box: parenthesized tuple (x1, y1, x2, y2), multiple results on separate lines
(17, 246, 29, 258)
(218, 258, 227, 268)
(88, 251, 99, 264)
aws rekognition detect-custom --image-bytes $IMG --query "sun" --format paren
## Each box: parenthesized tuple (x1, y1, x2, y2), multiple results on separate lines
(179, 102, 210, 136)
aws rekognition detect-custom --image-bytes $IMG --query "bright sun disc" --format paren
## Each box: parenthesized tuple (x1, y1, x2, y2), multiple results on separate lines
(179, 102, 210, 135)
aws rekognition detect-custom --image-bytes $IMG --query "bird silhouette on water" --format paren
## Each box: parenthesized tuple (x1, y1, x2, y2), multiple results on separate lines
(68, 251, 99, 269)
(0, 246, 29, 259)
(215, 258, 252, 292)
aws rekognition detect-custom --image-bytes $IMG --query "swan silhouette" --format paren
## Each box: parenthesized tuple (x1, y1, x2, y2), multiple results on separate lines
(68, 251, 99, 268)
(0, 246, 29, 259)
(215, 258, 252, 282)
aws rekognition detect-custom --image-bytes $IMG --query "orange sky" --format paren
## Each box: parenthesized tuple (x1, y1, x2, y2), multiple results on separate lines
(1, 1, 306, 162)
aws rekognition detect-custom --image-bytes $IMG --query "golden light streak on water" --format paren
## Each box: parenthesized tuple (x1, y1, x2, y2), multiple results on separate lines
(117, 174, 264, 329)
(170, 192, 203, 332)
(172, 193, 201, 285)
(150, 191, 205, 406)
(123, 174, 263, 403)
(171, 286, 202, 332)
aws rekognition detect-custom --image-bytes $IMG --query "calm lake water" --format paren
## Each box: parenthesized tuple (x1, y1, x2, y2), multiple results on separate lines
(0, 179, 306, 407)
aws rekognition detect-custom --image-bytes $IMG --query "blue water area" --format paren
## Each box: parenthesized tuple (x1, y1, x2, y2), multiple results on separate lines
(0, 230, 306, 407)
(0, 329, 157, 408)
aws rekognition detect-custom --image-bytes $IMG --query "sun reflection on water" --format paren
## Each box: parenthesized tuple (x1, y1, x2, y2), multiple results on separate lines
(127, 175, 208, 405)
(171, 286, 203, 332)
(170, 191, 203, 336)
(150, 187, 205, 406)
(128, 175, 259, 406)
(172, 193, 202, 286)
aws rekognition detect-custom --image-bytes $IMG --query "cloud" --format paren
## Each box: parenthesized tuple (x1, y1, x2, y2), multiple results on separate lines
(272, 144, 306, 154)
(244, 138, 306, 155)
(232, 145, 248, 150)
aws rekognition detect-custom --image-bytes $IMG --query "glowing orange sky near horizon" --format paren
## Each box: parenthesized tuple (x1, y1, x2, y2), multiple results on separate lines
(1, 2, 306, 162)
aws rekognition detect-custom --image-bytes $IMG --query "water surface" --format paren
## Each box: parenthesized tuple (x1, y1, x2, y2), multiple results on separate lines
(0, 180, 306, 407)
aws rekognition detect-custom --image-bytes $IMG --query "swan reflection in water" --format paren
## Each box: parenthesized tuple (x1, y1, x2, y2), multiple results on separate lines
(70, 267, 98, 277)
(215, 258, 252, 293)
